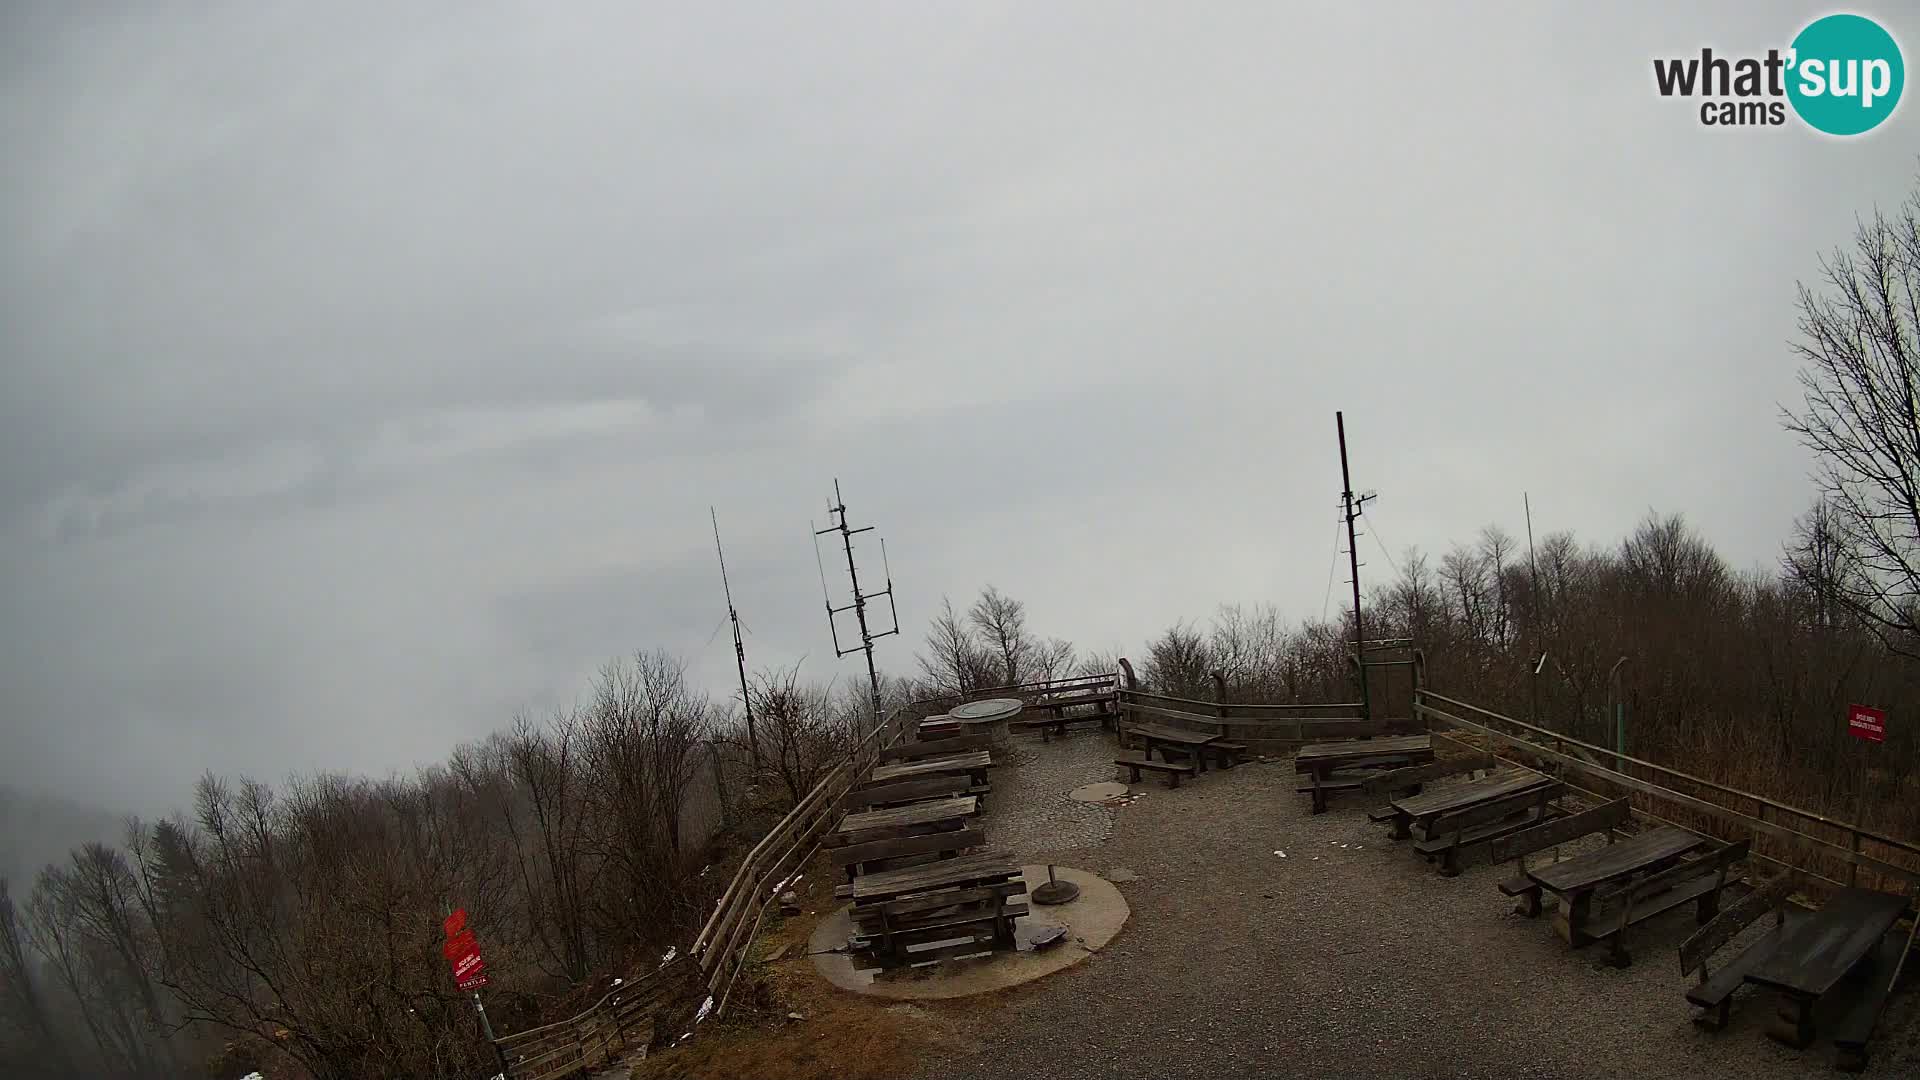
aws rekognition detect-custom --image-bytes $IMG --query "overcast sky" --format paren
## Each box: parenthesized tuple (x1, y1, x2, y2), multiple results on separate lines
(3, 2, 1917, 815)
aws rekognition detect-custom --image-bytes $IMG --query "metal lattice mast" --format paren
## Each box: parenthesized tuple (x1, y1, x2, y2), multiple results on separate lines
(812, 479, 900, 720)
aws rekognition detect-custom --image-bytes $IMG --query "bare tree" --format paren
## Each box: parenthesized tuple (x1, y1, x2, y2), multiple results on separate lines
(968, 586, 1031, 685)
(748, 665, 844, 807)
(0, 879, 68, 1074)
(1782, 173, 1920, 657)
(916, 597, 995, 696)
(1142, 621, 1212, 696)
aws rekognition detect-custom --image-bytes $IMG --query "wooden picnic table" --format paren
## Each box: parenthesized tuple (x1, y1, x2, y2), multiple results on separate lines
(1126, 722, 1220, 772)
(1386, 769, 1549, 839)
(833, 795, 977, 846)
(848, 849, 1022, 903)
(844, 850, 1027, 967)
(867, 750, 992, 787)
(1524, 824, 1707, 945)
(1295, 734, 1434, 774)
(1295, 735, 1436, 813)
(1745, 886, 1909, 1049)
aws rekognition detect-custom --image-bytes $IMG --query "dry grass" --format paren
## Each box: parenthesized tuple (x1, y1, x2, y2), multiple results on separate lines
(632, 853, 982, 1080)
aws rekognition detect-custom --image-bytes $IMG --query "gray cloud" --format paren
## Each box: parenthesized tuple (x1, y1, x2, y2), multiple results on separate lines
(2, 0, 1916, 813)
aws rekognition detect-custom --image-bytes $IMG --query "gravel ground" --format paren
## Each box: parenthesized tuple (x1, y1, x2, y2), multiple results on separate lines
(909, 735, 1920, 1080)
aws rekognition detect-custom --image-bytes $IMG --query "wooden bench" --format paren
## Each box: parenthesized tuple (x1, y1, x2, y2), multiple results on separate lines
(1383, 769, 1552, 843)
(879, 731, 995, 763)
(1114, 755, 1197, 788)
(841, 773, 984, 814)
(1677, 872, 1804, 1030)
(1362, 752, 1496, 801)
(850, 883, 1030, 942)
(1294, 769, 1382, 798)
(841, 850, 1026, 967)
(1011, 707, 1116, 741)
(1488, 798, 1631, 916)
(1296, 735, 1434, 813)
(1592, 839, 1749, 968)
(829, 826, 987, 882)
(1414, 781, 1564, 877)
(1210, 741, 1248, 769)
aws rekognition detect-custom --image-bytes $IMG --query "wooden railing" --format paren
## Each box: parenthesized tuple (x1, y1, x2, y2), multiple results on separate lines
(1117, 688, 1387, 751)
(493, 956, 696, 1080)
(1415, 689, 1920, 892)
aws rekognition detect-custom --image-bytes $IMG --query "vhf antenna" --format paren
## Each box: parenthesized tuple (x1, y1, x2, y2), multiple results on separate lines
(811, 478, 900, 720)
(712, 507, 760, 769)
(1337, 411, 1377, 722)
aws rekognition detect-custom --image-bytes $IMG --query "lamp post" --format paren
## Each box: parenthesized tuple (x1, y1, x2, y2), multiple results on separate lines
(1607, 656, 1630, 771)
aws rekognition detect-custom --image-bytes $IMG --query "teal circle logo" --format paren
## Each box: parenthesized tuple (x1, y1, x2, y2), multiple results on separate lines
(1787, 14, 1904, 136)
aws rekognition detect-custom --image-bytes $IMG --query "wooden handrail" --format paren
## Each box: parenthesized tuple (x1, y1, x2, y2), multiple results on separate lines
(1418, 690, 1920, 858)
(1118, 687, 1364, 713)
(1415, 695, 1920, 885)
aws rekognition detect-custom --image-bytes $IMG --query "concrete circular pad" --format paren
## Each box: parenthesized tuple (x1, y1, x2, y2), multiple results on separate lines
(807, 864, 1128, 1000)
(1068, 781, 1129, 803)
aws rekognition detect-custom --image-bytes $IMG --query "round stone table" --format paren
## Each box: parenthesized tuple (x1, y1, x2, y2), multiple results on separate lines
(949, 697, 1023, 751)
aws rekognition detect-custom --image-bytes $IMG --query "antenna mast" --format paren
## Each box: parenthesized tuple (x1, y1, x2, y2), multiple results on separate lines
(712, 508, 760, 769)
(812, 479, 900, 720)
(1337, 411, 1377, 721)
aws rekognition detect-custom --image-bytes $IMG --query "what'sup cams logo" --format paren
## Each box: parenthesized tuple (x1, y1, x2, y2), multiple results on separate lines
(1654, 12, 1904, 135)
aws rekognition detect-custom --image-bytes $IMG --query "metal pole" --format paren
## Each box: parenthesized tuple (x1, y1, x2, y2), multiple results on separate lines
(1337, 412, 1370, 722)
(476, 991, 509, 1077)
(1850, 748, 1868, 888)
(713, 509, 760, 769)
(1525, 492, 1543, 726)
(1608, 656, 1629, 770)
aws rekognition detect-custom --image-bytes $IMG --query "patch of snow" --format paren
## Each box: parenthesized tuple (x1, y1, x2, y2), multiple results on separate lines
(693, 994, 714, 1024)
(659, 946, 678, 967)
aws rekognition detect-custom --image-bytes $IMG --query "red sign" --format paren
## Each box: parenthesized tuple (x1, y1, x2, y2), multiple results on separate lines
(442, 912, 488, 990)
(1848, 704, 1887, 743)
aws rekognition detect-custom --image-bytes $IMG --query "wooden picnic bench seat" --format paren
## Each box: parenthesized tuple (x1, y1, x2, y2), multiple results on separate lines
(1382, 769, 1551, 841)
(849, 882, 1030, 936)
(829, 826, 987, 882)
(1361, 752, 1496, 801)
(1293, 769, 1378, 795)
(879, 732, 995, 763)
(1011, 707, 1116, 741)
(1591, 838, 1749, 968)
(1114, 755, 1197, 788)
(830, 796, 978, 848)
(1210, 741, 1248, 768)
(841, 851, 1026, 967)
(841, 773, 985, 814)
(1488, 798, 1633, 916)
(1294, 756, 1416, 814)
(1677, 873, 1805, 1030)
(1414, 781, 1564, 876)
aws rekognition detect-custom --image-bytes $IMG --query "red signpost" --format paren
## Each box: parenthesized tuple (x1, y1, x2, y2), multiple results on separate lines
(1848, 704, 1887, 743)
(444, 908, 508, 1073)
(443, 909, 489, 990)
